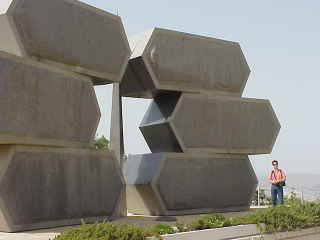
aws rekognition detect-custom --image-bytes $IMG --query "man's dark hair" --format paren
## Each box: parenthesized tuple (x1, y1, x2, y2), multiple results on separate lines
(272, 160, 278, 165)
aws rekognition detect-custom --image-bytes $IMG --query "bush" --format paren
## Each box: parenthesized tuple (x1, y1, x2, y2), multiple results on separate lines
(53, 201, 320, 240)
(151, 224, 176, 235)
(91, 136, 109, 150)
(188, 214, 231, 230)
(229, 202, 320, 233)
(52, 221, 153, 240)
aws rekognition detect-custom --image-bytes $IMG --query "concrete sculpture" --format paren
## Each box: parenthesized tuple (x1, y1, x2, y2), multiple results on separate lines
(0, 0, 129, 232)
(0, 0, 130, 84)
(122, 28, 280, 215)
(140, 93, 280, 154)
(121, 28, 250, 98)
(0, 51, 100, 148)
(124, 153, 257, 215)
(0, 146, 123, 232)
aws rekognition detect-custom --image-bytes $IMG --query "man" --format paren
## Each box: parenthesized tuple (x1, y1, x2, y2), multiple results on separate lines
(268, 160, 286, 206)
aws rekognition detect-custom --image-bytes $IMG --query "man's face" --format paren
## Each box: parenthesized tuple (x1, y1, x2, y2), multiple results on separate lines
(272, 162, 278, 170)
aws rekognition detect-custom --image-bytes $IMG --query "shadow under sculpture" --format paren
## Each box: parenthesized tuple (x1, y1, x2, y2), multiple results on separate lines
(122, 28, 281, 215)
(0, 0, 130, 232)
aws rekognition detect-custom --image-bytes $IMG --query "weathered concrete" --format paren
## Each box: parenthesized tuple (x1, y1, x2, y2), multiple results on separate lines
(0, 51, 100, 148)
(123, 153, 257, 216)
(110, 83, 126, 217)
(0, 145, 124, 232)
(147, 225, 320, 240)
(110, 83, 125, 165)
(0, 0, 131, 84)
(121, 28, 250, 98)
(140, 93, 280, 154)
(147, 224, 260, 240)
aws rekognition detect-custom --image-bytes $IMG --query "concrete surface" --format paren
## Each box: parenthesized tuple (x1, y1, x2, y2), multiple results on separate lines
(123, 153, 257, 216)
(121, 28, 250, 98)
(0, 0, 130, 84)
(171, 94, 281, 154)
(148, 225, 320, 240)
(110, 83, 125, 165)
(0, 51, 100, 148)
(147, 224, 260, 240)
(0, 145, 124, 232)
(110, 83, 127, 217)
(139, 93, 280, 154)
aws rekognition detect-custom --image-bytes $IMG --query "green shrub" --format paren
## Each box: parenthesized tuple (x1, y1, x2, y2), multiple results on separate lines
(151, 224, 176, 235)
(188, 214, 231, 230)
(229, 202, 320, 233)
(53, 201, 320, 240)
(52, 221, 153, 240)
(91, 136, 109, 150)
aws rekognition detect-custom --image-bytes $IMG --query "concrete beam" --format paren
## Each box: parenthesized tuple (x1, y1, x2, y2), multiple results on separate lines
(140, 93, 280, 155)
(0, 145, 124, 232)
(0, 51, 100, 148)
(0, 0, 131, 84)
(123, 153, 257, 216)
(121, 28, 250, 98)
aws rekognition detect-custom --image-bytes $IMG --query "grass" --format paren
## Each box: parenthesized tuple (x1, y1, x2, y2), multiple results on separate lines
(53, 201, 320, 240)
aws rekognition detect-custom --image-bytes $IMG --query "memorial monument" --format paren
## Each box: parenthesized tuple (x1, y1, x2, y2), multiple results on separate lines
(122, 28, 280, 215)
(0, 0, 130, 232)
(0, 0, 280, 232)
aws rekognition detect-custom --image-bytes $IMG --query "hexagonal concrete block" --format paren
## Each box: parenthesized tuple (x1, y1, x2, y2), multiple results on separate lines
(140, 93, 281, 155)
(0, 51, 100, 147)
(121, 28, 250, 98)
(0, 145, 124, 232)
(0, 0, 130, 84)
(172, 94, 281, 154)
(123, 153, 257, 216)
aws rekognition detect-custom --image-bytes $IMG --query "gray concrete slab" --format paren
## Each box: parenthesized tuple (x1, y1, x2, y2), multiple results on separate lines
(0, 51, 100, 148)
(0, 145, 124, 232)
(171, 94, 281, 154)
(0, 0, 130, 84)
(121, 28, 250, 98)
(140, 93, 280, 155)
(123, 153, 257, 216)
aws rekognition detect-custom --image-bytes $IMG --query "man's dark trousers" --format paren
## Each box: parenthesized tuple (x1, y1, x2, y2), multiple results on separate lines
(271, 184, 284, 206)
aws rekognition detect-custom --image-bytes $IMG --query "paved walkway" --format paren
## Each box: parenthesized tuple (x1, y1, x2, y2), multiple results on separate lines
(0, 227, 63, 240)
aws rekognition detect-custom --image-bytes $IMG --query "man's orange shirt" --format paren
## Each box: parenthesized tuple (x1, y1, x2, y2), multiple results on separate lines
(268, 169, 286, 182)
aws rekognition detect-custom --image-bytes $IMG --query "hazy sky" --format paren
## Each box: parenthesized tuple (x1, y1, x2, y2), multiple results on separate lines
(2, 1, 318, 175)
(85, 0, 320, 175)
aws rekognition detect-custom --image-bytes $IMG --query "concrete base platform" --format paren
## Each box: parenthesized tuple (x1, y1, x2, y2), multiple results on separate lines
(0, 146, 124, 232)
